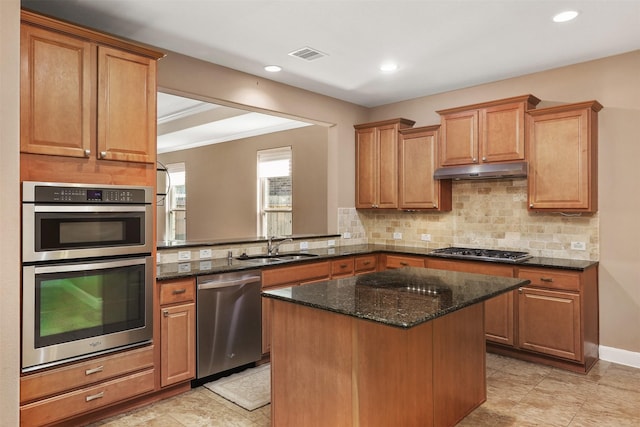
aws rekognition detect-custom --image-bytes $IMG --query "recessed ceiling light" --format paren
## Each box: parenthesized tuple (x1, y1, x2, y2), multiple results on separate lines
(553, 10, 579, 23)
(264, 65, 282, 72)
(380, 62, 398, 73)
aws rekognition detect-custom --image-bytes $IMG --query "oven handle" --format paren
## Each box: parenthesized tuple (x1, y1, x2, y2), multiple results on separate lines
(32, 205, 149, 213)
(31, 256, 150, 274)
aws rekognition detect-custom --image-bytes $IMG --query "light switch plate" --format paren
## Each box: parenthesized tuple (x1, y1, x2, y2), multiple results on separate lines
(421, 234, 432, 242)
(178, 250, 191, 260)
(393, 232, 402, 240)
(327, 240, 336, 247)
(343, 232, 351, 239)
(300, 241, 309, 250)
(571, 241, 586, 251)
(199, 249, 212, 259)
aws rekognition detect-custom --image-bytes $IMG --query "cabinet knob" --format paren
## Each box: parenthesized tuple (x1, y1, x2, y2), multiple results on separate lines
(518, 288, 523, 294)
(84, 149, 91, 157)
(472, 158, 478, 163)
(529, 203, 534, 208)
(99, 151, 107, 159)
(482, 156, 487, 161)
(163, 310, 169, 317)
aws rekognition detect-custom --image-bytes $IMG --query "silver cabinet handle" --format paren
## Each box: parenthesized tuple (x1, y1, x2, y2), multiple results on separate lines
(172, 288, 186, 295)
(85, 366, 104, 376)
(99, 151, 107, 159)
(540, 277, 554, 283)
(84, 149, 91, 157)
(518, 288, 523, 294)
(85, 391, 104, 402)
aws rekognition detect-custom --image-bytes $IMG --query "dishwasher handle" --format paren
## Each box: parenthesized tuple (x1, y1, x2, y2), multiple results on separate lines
(198, 275, 261, 291)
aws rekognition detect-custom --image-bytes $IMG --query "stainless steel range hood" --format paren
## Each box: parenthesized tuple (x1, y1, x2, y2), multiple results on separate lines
(434, 161, 528, 180)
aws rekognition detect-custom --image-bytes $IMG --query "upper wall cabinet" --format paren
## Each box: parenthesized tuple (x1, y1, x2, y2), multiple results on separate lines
(354, 118, 415, 209)
(527, 101, 602, 213)
(398, 126, 451, 211)
(20, 11, 164, 164)
(436, 95, 541, 167)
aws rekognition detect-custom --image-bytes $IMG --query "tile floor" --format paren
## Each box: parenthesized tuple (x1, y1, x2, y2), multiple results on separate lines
(92, 354, 640, 426)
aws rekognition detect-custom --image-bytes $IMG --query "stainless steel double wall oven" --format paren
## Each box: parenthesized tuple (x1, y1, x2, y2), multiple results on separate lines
(21, 181, 154, 372)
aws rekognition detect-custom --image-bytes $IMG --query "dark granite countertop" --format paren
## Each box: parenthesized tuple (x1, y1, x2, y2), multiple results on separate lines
(156, 244, 598, 281)
(263, 267, 530, 328)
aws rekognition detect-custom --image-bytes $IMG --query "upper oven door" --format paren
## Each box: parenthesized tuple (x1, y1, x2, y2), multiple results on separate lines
(23, 204, 153, 262)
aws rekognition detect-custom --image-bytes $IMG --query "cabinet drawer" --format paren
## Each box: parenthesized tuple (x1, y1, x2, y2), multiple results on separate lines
(331, 258, 355, 278)
(20, 368, 155, 426)
(384, 254, 425, 269)
(354, 255, 377, 274)
(20, 345, 154, 403)
(263, 261, 330, 288)
(160, 277, 196, 305)
(517, 268, 580, 292)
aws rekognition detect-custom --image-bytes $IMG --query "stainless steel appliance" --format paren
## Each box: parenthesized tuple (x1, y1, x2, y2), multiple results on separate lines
(430, 247, 532, 263)
(196, 270, 262, 379)
(21, 182, 154, 372)
(22, 181, 153, 262)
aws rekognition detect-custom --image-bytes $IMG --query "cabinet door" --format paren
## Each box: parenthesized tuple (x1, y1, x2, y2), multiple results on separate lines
(527, 103, 599, 212)
(97, 46, 157, 163)
(160, 303, 196, 387)
(439, 110, 478, 166)
(399, 127, 451, 210)
(377, 124, 399, 208)
(20, 24, 94, 158)
(482, 101, 526, 163)
(355, 127, 378, 208)
(425, 258, 515, 345)
(517, 287, 582, 361)
(383, 254, 425, 269)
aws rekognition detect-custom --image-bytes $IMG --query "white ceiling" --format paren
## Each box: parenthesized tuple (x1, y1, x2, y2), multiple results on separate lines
(21, 0, 640, 151)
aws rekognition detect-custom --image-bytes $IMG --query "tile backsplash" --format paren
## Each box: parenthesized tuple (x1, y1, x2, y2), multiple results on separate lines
(341, 179, 598, 261)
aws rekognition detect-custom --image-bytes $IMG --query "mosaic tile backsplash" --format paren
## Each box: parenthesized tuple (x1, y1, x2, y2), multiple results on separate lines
(341, 179, 598, 261)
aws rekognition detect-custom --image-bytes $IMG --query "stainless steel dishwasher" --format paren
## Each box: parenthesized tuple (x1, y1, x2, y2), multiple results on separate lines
(196, 269, 262, 379)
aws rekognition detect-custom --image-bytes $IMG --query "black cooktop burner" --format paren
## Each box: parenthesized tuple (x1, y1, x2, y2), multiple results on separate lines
(430, 247, 532, 263)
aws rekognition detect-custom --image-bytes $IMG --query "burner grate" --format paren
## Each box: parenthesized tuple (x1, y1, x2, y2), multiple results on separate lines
(430, 247, 532, 263)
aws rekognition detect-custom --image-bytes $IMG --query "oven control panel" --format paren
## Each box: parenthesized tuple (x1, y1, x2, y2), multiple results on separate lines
(23, 182, 152, 204)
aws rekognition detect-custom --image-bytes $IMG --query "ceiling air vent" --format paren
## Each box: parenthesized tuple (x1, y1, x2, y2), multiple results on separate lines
(288, 46, 327, 61)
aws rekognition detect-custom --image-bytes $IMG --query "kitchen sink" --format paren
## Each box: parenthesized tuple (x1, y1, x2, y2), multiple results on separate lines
(237, 252, 319, 264)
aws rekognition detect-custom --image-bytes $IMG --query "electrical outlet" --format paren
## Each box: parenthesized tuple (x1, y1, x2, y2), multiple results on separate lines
(178, 250, 191, 260)
(199, 249, 212, 259)
(571, 241, 586, 251)
(393, 232, 402, 240)
(327, 240, 336, 247)
(343, 232, 351, 239)
(300, 241, 309, 250)
(421, 234, 432, 242)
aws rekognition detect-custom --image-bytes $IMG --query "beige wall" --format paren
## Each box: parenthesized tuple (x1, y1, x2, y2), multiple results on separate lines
(158, 125, 328, 240)
(0, 0, 21, 424)
(157, 51, 371, 231)
(366, 51, 640, 354)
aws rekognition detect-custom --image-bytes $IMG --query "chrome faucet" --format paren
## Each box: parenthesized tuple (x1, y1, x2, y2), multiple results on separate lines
(267, 236, 293, 256)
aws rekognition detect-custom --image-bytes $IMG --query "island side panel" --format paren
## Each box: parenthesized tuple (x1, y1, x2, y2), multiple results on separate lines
(353, 318, 434, 427)
(432, 302, 487, 427)
(270, 299, 354, 426)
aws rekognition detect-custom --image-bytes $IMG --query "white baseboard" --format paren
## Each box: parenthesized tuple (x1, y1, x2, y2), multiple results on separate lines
(599, 345, 640, 369)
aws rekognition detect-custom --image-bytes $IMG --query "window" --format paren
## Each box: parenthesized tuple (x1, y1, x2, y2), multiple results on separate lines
(258, 147, 292, 237)
(166, 162, 186, 240)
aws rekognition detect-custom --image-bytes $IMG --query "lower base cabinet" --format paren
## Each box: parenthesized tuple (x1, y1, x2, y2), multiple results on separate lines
(19, 346, 155, 426)
(158, 278, 196, 387)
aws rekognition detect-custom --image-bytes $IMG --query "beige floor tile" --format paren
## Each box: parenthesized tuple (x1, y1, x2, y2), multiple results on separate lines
(91, 356, 639, 427)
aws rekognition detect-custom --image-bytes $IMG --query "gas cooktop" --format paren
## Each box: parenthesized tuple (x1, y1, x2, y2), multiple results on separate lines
(430, 247, 532, 263)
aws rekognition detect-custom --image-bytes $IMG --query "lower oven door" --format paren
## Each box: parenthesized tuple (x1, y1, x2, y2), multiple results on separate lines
(22, 256, 154, 372)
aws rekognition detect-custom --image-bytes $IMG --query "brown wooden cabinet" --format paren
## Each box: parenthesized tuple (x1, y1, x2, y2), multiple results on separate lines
(354, 254, 378, 275)
(261, 261, 331, 354)
(514, 266, 598, 370)
(437, 95, 540, 166)
(331, 257, 355, 278)
(20, 346, 154, 426)
(527, 101, 602, 212)
(398, 126, 452, 211)
(425, 258, 515, 345)
(354, 118, 415, 209)
(20, 11, 162, 165)
(159, 278, 196, 387)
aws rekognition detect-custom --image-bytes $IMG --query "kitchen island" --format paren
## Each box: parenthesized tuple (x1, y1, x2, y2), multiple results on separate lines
(263, 267, 530, 427)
